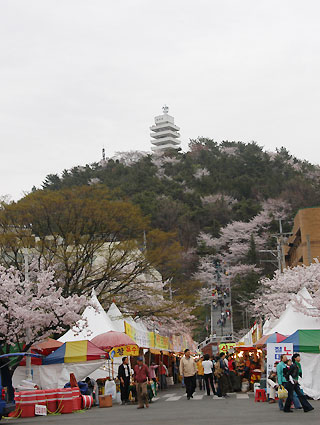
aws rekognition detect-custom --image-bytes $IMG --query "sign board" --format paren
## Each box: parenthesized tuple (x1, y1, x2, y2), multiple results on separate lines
(35, 404, 47, 416)
(266, 343, 293, 377)
(219, 343, 235, 353)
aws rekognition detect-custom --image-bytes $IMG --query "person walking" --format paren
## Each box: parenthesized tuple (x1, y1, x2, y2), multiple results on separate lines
(134, 356, 150, 409)
(179, 349, 197, 400)
(118, 356, 131, 405)
(196, 356, 205, 391)
(217, 352, 229, 397)
(202, 354, 216, 396)
(277, 355, 303, 411)
(287, 354, 314, 413)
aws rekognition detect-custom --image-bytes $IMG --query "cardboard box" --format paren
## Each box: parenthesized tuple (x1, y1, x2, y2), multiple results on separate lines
(99, 395, 112, 408)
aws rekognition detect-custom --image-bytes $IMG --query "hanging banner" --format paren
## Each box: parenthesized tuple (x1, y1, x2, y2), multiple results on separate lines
(109, 344, 139, 358)
(124, 322, 136, 341)
(154, 334, 169, 350)
(219, 343, 235, 353)
(124, 321, 155, 349)
(148, 332, 155, 349)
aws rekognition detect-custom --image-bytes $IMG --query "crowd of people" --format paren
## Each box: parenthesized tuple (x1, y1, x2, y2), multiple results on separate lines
(114, 349, 315, 413)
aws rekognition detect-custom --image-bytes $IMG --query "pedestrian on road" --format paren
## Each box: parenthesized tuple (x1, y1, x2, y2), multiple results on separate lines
(287, 354, 314, 413)
(196, 356, 205, 391)
(159, 361, 168, 390)
(217, 352, 229, 397)
(277, 355, 303, 412)
(134, 356, 150, 409)
(148, 362, 158, 384)
(202, 354, 216, 396)
(118, 356, 131, 405)
(179, 348, 197, 400)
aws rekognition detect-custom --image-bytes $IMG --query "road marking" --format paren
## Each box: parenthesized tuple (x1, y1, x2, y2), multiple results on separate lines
(152, 397, 160, 401)
(162, 393, 176, 398)
(165, 396, 182, 401)
(236, 394, 249, 399)
(192, 395, 204, 400)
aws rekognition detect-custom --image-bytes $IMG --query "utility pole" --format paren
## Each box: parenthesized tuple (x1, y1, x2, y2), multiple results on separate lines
(22, 248, 32, 382)
(259, 220, 292, 273)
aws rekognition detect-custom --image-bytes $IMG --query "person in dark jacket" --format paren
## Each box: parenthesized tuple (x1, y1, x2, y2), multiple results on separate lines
(283, 355, 314, 413)
(118, 356, 131, 405)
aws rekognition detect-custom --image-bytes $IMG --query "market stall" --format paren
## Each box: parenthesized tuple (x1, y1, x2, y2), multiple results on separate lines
(13, 340, 107, 389)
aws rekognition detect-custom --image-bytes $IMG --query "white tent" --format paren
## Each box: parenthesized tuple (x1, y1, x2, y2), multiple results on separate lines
(59, 291, 116, 342)
(264, 288, 320, 399)
(263, 288, 320, 335)
(13, 360, 105, 390)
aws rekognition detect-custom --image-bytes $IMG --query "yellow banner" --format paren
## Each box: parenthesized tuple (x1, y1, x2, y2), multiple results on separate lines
(155, 334, 169, 350)
(148, 332, 155, 348)
(218, 343, 235, 353)
(110, 344, 139, 358)
(124, 322, 136, 341)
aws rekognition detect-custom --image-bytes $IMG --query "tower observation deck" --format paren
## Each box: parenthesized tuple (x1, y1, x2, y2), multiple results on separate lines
(150, 106, 181, 153)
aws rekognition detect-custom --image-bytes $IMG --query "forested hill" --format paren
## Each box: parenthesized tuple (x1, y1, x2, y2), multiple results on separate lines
(40, 139, 320, 339)
(42, 139, 320, 250)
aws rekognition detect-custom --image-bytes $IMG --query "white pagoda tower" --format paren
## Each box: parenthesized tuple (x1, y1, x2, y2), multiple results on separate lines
(150, 105, 181, 153)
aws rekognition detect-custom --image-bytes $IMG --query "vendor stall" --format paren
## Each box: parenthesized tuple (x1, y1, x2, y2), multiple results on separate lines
(13, 340, 107, 390)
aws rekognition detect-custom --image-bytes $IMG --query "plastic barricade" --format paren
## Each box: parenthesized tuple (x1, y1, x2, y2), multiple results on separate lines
(36, 390, 47, 407)
(44, 389, 57, 414)
(71, 387, 82, 411)
(56, 388, 74, 414)
(19, 391, 37, 418)
(8, 392, 21, 418)
(82, 395, 93, 409)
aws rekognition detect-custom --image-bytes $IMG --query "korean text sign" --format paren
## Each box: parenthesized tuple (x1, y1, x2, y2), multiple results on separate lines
(266, 343, 293, 376)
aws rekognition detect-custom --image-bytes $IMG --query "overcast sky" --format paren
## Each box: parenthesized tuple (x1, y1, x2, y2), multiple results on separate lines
(1, 0, 320, 200)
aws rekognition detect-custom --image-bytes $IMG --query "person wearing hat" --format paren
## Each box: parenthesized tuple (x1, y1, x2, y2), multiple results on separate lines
(134, 356, 150, 409)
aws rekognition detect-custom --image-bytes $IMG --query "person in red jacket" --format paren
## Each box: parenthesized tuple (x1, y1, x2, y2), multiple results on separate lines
(134, 356, 150, 409)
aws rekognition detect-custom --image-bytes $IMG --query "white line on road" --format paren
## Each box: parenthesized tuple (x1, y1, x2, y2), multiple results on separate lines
(192, 395, 204, 400)
(162, 393, 177, 397)
(236, 394, 249, 399)
(165, 396, 182, 401)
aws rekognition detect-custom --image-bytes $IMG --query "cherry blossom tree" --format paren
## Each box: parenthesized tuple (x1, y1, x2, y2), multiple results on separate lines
(195, 199, 289, 316)
(251, 261, 320, 320)
(0, 264, 87, 363)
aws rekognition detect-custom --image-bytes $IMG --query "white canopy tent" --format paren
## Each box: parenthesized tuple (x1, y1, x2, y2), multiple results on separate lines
(13, 360, 105, 390)
(264, 288, 320, 399)
(59, 292, 116, 342)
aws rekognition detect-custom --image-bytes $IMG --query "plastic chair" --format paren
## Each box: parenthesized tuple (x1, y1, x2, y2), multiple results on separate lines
(255, 389, 267, 402)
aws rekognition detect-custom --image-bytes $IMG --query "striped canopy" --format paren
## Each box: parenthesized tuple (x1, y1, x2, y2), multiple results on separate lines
(43, 340, 107, 364)
(254, 332, 287, 347)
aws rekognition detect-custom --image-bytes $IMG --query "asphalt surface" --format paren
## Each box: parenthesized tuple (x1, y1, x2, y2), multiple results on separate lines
(3, 387, 318, 425)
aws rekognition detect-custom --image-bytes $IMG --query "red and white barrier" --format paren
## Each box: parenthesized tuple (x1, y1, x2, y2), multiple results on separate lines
(82, 394, 93, 409)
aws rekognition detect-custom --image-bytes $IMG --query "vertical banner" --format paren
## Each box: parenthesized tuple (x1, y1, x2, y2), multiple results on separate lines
(266, 343, 293, 376)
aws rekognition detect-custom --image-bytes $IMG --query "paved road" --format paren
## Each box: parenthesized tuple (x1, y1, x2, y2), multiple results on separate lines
(4, 387, 317, 425)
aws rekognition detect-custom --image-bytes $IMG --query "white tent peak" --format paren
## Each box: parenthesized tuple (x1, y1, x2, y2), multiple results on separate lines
(263, 287, 320, 335)
(59, 292, 115, 342)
